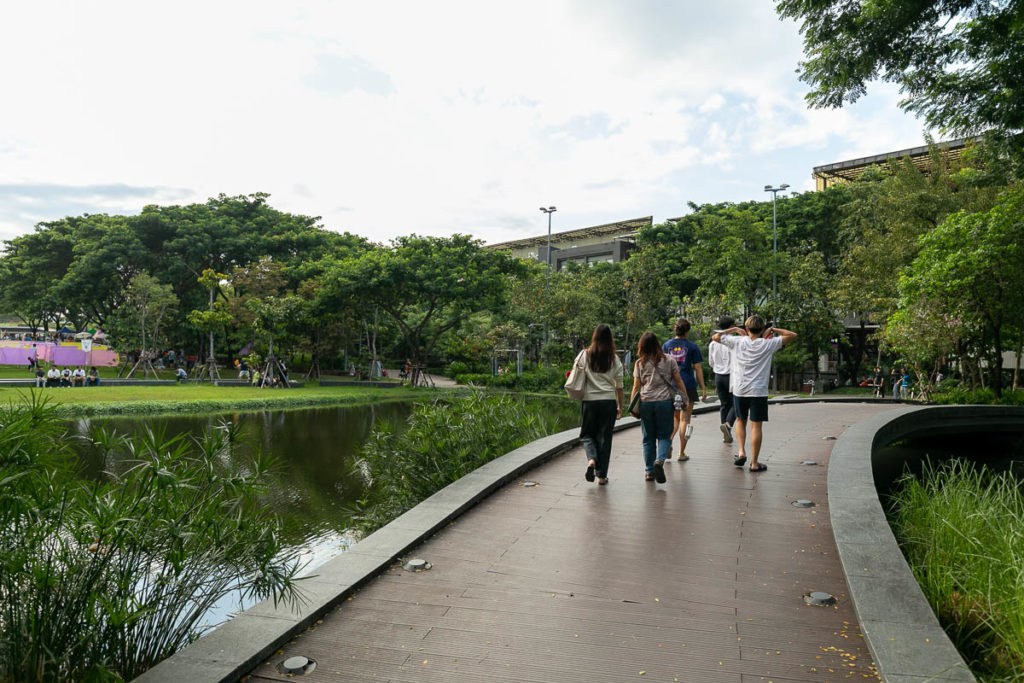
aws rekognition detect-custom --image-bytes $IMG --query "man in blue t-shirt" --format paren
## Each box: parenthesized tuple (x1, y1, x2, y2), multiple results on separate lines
(662, 318, 707, 461)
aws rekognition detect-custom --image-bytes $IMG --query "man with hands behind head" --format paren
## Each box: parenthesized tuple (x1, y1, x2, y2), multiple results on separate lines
(711, 316, 797, 472)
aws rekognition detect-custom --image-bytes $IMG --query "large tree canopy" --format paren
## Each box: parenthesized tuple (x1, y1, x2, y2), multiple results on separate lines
(777, 0, 1024, 138)
(321, 235, 527, 370)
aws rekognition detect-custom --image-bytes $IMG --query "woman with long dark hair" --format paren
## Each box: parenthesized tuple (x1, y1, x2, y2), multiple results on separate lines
(630, 332, 687, 483)
(574, 324, 624, 485)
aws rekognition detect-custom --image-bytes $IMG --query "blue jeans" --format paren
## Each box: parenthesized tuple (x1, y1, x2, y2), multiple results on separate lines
(639, 399, 674, 472)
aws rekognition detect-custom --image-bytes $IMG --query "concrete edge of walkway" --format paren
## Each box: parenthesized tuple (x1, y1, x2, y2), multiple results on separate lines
(828, 405, 1024, 682)
(133, 395, 912, 682)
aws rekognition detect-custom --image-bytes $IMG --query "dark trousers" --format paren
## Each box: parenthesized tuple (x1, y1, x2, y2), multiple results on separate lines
(580, 399, 617, 478)
(715, 373, 735, 426)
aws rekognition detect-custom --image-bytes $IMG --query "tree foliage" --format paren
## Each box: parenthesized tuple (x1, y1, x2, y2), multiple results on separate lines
(321, 235, 527, 368)
(897, 183, 1024, 395)
(777, 0, 1024, 141)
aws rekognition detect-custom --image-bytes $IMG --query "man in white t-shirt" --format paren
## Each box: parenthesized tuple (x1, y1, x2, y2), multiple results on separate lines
(711, 315, 797, 472)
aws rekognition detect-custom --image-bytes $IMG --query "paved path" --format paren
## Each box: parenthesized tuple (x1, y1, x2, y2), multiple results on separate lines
(247, 402, 894, 682)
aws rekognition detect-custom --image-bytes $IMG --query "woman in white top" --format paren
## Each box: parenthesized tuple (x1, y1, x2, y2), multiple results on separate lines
(575, 324, 624, 485)
(707, 315, 737, 443)
(630, 332, 688, 483)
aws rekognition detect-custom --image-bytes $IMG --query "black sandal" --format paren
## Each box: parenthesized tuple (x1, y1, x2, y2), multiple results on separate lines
(585, 462, 596, 482)
(749, 463, 768, 472)
(653, 460, 666, 483)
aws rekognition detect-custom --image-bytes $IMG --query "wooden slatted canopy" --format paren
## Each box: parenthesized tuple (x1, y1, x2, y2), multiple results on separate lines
(486, 216, 650, 252)
(813, 136, 982, 190)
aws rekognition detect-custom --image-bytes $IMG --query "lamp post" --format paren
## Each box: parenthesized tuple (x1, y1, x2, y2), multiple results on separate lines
(539, 206, 557, 363)
(539, 206, 557, 274)
(764, 184, 789, 392)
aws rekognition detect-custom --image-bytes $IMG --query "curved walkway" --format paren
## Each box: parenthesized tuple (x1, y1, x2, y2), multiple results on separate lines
(244, 401, 892, 682)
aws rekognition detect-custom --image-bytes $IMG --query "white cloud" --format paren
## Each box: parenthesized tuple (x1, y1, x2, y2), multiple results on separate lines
(0, 0, 926, 244)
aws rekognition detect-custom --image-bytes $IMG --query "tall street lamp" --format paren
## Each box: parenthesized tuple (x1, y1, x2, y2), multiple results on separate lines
(539, 206, 557, 274)
(764, 184, 788, 392)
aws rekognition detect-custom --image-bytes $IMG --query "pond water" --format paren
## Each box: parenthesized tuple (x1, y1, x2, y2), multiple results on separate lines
(873, 429, 1024, 497)
(69, 401, 415, 627)
(68, 397, 581, 630)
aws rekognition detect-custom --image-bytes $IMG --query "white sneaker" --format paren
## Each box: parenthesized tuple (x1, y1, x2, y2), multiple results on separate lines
(720, 423, 733, 443)
(684, 424, 693, 440)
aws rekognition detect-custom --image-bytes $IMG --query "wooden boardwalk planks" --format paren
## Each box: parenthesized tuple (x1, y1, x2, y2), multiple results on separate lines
(246, 402, 892, 682)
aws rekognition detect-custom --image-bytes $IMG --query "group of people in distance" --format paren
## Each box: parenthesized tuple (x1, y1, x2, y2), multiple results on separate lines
(571, 315, 797, 484)
(32, 364, 101, 387)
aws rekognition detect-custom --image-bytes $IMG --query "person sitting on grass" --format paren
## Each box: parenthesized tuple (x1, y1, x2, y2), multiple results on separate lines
(176, 367, 188, 383)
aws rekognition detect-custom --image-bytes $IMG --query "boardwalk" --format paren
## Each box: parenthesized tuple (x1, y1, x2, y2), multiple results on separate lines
(246, 402, 893, 682)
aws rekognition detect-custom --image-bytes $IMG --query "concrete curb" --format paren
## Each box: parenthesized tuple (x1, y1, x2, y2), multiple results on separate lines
(829, 405, 1024, 682)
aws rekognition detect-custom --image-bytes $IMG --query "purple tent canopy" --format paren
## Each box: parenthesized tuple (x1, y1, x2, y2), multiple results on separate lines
(51, 346, 87, 365)
(0, 348, 32, 365)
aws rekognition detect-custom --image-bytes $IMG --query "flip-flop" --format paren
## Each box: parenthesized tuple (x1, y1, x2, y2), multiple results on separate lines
(653, 460, 666, 483)
(749, 463, 768, 472)
(585, 463, 596, 482)
(597, 477, 609, 485)
(644, 473, 655, 481)
(733, 455, 747, 467)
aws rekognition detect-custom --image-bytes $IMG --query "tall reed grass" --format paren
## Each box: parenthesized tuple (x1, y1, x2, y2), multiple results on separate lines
(889, 459, 1024, 680)
(351, 392, 574, 532)
(0, 395, 304, 681)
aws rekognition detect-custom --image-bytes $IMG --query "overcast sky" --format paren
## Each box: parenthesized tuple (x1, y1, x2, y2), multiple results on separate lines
(0, 1, 931, 246)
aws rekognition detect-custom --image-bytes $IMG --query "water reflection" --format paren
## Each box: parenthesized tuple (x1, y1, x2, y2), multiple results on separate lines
(70, 402, 414, 627)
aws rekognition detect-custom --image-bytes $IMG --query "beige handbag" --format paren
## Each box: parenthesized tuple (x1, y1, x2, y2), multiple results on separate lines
(564, 351, 587, 400)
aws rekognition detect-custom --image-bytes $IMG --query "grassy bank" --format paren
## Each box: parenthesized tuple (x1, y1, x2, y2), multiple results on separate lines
(0, 384, 439, 418)
(889, 460, 1024, 679)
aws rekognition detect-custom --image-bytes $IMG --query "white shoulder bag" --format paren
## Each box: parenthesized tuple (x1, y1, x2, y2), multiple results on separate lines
(564, 350, 587, 400)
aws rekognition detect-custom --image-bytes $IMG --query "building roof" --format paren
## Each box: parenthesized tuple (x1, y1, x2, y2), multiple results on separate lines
(812, 136, 981, 185)
(487, 216, 652, 251)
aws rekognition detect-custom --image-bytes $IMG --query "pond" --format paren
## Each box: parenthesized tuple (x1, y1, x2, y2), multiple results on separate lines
(69, 401, 415, 627)
(873, 429, 1024, 498)
(68, 396, 581, 630)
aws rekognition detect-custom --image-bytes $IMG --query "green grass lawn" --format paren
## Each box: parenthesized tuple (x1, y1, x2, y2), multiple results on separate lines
(0, 382, 437, 417)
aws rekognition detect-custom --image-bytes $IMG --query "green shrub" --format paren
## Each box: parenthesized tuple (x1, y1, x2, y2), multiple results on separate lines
(932, 387, 1024, 405)
(454, 368, 568, 393)
(351, 392, 570, 532)
(447, 361, 470, 377)
(0, 396, 304, 680)
(890, 459, 1024, 677)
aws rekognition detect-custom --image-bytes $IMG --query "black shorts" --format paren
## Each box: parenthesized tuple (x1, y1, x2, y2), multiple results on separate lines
(675, 385, 699, 409)
(733, 396, 769, 422)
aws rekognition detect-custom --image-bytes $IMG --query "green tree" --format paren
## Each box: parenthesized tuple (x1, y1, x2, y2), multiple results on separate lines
(832, 154, 1004, 375)
(898, 184, 1024, 396)
(114, 271, 178, 358)
(687, 207, 772, 315)
(322, 235, 527, 375)
(0, 221, 78, 333)
(776, 250, 844, 382)
(777, 0, 1024, 140)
